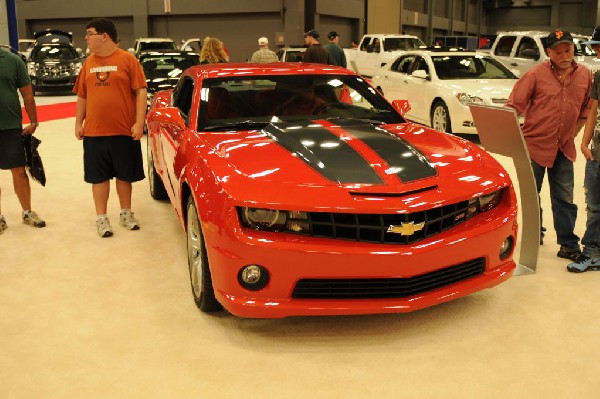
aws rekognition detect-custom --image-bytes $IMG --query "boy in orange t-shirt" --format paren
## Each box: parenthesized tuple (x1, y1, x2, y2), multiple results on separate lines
(73, 18, 147, 237)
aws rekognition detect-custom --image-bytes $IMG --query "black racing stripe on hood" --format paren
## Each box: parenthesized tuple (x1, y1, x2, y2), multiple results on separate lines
(333, 119, 436, 182)
(262, 122, 383, 184)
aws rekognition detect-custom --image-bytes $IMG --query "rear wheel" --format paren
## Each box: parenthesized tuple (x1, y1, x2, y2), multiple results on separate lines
(431, 101, 452, 133)
(147, 137, 168, 200)
(186, 197, 221, 312)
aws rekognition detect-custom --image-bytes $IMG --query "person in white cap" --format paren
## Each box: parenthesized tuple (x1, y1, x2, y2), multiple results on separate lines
(250, 37, 278, 63)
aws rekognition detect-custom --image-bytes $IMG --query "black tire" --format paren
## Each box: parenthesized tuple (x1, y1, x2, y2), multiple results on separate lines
(186, 197, 222, 312)
(431, 101, 452, 133)
(147, 137, 168, 200)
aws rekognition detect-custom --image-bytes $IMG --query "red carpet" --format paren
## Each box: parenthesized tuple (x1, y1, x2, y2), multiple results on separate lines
(22, 102, 77, 124)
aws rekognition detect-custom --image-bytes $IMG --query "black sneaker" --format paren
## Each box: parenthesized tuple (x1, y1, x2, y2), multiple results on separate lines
(557, 246, 582, 262)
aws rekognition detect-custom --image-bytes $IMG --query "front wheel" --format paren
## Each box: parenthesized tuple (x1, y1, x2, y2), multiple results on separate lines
(186, 197, 221, 312)
(431, 101, 452, 133)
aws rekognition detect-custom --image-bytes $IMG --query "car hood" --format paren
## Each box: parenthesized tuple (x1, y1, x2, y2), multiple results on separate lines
(196, 119, 509, 208)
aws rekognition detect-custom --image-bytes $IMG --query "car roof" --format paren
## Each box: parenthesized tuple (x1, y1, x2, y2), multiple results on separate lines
(136, 37, 174, 42)
(396, 48, 487, 57)
(184, 62, 358, 80)
(139, 50, 198, 57)
(496, 30, 589, 38)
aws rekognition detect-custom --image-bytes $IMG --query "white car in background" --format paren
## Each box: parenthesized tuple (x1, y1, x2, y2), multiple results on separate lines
(371, 48, 519, 135)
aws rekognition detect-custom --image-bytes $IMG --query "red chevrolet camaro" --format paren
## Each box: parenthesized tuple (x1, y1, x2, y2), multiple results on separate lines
(146, 62, 518, 318)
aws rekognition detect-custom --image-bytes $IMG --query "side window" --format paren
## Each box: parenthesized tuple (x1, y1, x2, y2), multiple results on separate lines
(360, 37, 372, 52)
(393, 56, 415, 74)
(494, 36, 516, 56)
(172, 76, 194, 125)
(516, 37, 540, 60)
(410, 56, 429, 74)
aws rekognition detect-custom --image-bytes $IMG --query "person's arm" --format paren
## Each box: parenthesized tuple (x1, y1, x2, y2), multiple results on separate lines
(505, 72, 535, 116)
(75, 96, 86, 140)
(18, 84, 38, 135)
(581, 98, 597, 160)
(574, 116, 588, 137)
(131, 87, 147, 140)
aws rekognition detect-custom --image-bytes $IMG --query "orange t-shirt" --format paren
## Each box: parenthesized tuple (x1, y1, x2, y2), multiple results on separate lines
(73, 48, 147, 137)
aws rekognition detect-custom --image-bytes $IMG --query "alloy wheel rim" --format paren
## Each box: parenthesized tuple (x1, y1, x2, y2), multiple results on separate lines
(187, 205, 203, 297)
(433, 107, 448, 131)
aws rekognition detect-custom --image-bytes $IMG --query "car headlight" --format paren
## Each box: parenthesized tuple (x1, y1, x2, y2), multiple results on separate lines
(466, 189, 504, 218)
(238, 208, 310, 233)
(27, 62, 38, 75)
(72, 61, 82, 74)
(456, 93, 485, 106)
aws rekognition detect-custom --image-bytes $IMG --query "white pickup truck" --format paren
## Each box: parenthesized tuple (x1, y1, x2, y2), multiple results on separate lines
(490, 30, 600, 76)
(344, 34, 426, 77)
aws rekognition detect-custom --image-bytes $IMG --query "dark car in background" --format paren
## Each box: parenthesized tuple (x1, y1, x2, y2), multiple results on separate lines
(27, 29, 83, 94)
(140, 50, 200, 109)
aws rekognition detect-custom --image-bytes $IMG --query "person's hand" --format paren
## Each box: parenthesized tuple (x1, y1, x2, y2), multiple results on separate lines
(22, 123, 38, 135)
(75, 124, 85, 140)
(131, 122, 144, 140)
(581, 144, 594, 160)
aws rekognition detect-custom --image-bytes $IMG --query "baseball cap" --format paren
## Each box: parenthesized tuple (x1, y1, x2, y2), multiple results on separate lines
(258, 37, 268, 45)
(545, 30, 574, 49)
(582, 26, 600, 45)
(328, 31, 339, 39)
(304, 30, 319, 39)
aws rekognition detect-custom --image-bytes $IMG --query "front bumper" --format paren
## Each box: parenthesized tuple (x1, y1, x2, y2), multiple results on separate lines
(203, 204, 517, 318)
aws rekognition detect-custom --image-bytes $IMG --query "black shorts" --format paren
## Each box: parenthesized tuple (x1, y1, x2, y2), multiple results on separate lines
(83, 136, 145, 184)
(0, 129, 26, 170)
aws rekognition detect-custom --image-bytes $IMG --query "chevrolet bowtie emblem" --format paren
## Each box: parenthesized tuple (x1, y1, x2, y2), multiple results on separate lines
(387, 221, 425, 236)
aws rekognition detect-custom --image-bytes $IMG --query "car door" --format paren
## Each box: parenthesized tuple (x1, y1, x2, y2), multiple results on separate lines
(161, 76, 195, 204)
(377, 55, 416, 106)
(356, 36, 380, 76)
(510, 36, 542, 75)
(492, 35, 517, 70)
(402, 55, 431, 124)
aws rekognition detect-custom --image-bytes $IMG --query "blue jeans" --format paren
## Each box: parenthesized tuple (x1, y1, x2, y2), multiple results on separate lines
(531, 150, 580, 249)
(582, 159, 600, 257)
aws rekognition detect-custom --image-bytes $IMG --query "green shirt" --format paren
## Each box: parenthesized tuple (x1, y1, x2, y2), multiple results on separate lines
(0, 50, 31, 130)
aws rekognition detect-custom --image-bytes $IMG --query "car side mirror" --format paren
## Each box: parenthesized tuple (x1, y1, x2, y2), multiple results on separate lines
(391, 99, 411, 116)
(411, 70, 429, 79)
(147, 107, 186, 131)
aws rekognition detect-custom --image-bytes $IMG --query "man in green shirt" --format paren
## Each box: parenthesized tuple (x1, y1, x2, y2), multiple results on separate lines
(324, 31, 347, 68)
(0, 48, 46, 235)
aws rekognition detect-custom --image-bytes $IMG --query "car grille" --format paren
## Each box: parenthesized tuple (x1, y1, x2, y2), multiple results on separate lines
(290, 199, 471, 244)
(40, 64, 72, 76)
(291, 258, 486, 299)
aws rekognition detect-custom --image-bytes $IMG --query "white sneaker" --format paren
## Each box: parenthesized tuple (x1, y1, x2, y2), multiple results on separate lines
(96, 216, 113, 237)
(119, 210, 140, 230)
(22, 210, 46, 228)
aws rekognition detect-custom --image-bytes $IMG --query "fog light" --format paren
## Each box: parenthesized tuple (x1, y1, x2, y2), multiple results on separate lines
(238, 265, 270, 291)
(499, 237, 514, 260)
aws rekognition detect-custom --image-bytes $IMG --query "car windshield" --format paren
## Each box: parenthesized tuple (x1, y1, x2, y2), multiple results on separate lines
(142, 54, 200, 80)
(198, 74, 404, 131)
(383, 37, 425, 51)
(432, 54, 517, 79)
(30, 45, 78, 60)
(140, 41, 177, 52)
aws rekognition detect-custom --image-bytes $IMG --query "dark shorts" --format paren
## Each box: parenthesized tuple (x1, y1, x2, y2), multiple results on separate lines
(83, 136, 145, 184)
(0, 128, 26, 170)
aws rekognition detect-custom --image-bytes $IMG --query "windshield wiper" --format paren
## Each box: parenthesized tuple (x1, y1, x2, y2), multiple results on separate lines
(203, 120, 270, 131)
